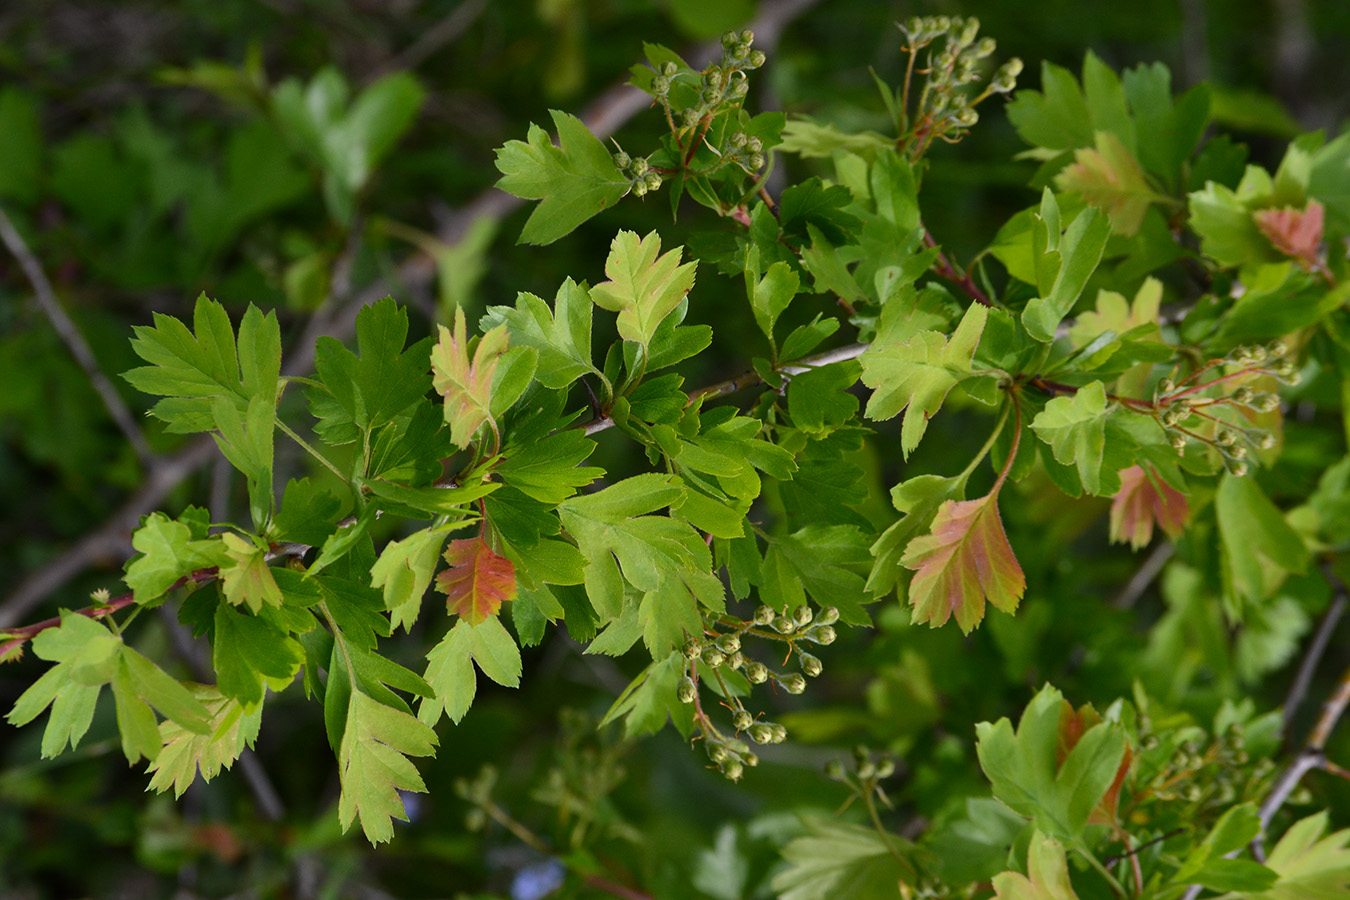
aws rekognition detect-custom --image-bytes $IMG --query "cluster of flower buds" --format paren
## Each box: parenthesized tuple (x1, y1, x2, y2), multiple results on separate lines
(674, 603, 843, 780)
(1152, 341, 1293, 475)
(726, 130, 766, 173)
(825, 745, 898, 798)
(893, 16, 1020, 158)
(1136, 723, 1270, 813)
(705, 732, 760, 782)
(611, 147, 662, 197)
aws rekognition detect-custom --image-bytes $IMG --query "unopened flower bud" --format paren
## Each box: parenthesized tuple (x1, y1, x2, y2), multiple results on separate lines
(709, 745, 729, 764)
(809, 625, 837, 645)
(755, 605, 775, 625)
(612, 151, 631, 169)
(740, 29, 754, 43)
(782, 673, 806, 694)
(717, 634, 741, 654)
(1231, 460, 1249, 477)
(1217, 429, 1237, 447)
(1258, 433, 1278, 450)
(677, 676, 697, 704)
(683, 639, 702, 660)
(750, 723, 774, 744)
(876, 758, 895, 778)
(973, 36, 996, 58)
(704, 648, 726, 668)
(743, 752, 758, 767)
(771, 724, 787, 742)
(858, 760, 876, 779)
(725, 650, 744, 669)
(1172, 435, 1188, 454)
(825, 758, 845, 779)
(1233, 386, 1254, 404)
(749, 50, 766, 68)
(772, 616, 795, 634)
(643, 172, 662, 190)
(722, 759, 743, 781)
(800, 653, 823, 677)
(746, 662, 769, 684)
(793, 605, 813, 627)
(732, 709, 753, 731)
(748, 153, 765, 169)
(661, 62, 678, 77)
(955, 107, 979, 126)
(631, 179, 648, 197)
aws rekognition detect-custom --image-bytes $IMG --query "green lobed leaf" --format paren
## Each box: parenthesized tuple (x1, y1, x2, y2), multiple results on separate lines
(146, 685, 263, 798)
(590, 230, 698, 353)
(482, 278, 599, 389)
(419, 617, 522, 726)
(124, 512, 230, 604)
(769, 816, 915, 900)
(337, 690, 438, 844)
(494, 110, 630, 245)
(861, 303, 988, 457)
(310, 297, 433, 443)
(6, 612, 122, 758)
(1022, 204, 1111, 343)
(123, 294, 281, 434)
(975, 684, 1127, 841)
(1029, 382, 1112, 496)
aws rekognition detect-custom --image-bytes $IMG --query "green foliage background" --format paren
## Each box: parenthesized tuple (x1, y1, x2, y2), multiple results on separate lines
(1, 1, 1349, 897)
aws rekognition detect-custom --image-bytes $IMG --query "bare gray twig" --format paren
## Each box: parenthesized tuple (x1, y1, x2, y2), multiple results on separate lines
(0, 204, 154, 465)
(1281, 568, 1348, 737)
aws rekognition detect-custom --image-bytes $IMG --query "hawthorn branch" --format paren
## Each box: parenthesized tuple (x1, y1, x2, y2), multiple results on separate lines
(0, 0, 825, 624)
(0, 204, 154, 465)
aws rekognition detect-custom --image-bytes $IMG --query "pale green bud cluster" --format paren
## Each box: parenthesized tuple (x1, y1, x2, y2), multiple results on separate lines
(892, 14, 1020, 158)
(613, 144, 661, 197)
(1151, 340, 1292, 474)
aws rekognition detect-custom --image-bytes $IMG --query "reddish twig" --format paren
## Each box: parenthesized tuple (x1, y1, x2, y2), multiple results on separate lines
(923, 230, 995, 308)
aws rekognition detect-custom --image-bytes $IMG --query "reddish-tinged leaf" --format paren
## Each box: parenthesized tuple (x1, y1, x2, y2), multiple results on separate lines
(0, 637, 24, 663)
(901, 489, 1025, 633)
(430, 307, 510, 449)
(1109, 465, 1188, 550)
(1054, 131, 1163, 236)
(1056, 701, 1133, 826)
(435, 537, 517, 625)
(1254, 200, 1324, 270)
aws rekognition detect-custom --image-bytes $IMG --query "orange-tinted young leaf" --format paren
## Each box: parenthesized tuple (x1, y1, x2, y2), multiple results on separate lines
(430, 307, 510, 449)
(1056, 701, 1133, 826)
(435, 537, 517, 625)
(901, 489, 1024, 633)
(1109, 465, 1188, 550)
(1254, 199, 1324, 270)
